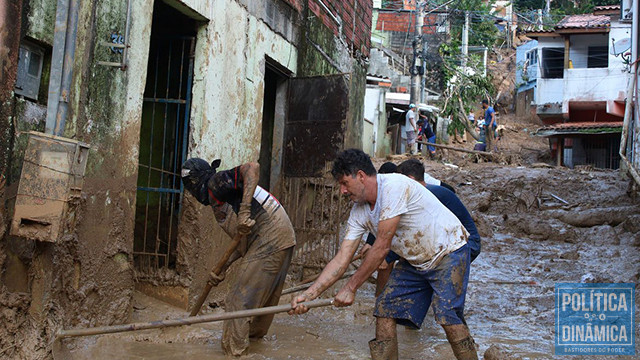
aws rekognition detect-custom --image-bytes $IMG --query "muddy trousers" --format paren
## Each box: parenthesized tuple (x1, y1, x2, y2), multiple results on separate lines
(221, 247, 293, 356)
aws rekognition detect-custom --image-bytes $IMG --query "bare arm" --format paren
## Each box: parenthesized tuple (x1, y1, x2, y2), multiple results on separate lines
(338, 216, 399, 300)
(238, 162, 260, 204)
(289, 237, 359, 314)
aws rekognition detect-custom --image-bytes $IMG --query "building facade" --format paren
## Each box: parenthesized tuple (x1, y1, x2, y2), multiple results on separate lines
(0, 0, 372, 357)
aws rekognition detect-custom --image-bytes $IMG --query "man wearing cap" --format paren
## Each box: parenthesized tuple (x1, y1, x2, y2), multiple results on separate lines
(181, 159, 295, 356)
(405, 104, 418, 155)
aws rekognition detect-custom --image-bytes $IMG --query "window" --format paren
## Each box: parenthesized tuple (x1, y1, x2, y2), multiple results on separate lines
(15, 41, 45, 101)
(526, 49, 538, 65)
(541, 47, 564, 79)
(587, 46, 608, 68)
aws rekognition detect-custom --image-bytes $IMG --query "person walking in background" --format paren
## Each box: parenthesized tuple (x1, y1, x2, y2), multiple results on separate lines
(405, 104, 418, 155)
(482, 100, 497, 152)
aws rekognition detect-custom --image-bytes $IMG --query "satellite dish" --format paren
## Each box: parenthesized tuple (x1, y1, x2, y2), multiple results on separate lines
(611, 38, 631, 55)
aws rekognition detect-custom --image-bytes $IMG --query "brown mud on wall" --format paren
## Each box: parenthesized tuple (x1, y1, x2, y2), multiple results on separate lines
(0, 0, 22, 175)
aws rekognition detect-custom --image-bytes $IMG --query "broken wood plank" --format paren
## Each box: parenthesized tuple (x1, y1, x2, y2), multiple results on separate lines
(549, 193, 569, 205)
(417, 140, 494, 157)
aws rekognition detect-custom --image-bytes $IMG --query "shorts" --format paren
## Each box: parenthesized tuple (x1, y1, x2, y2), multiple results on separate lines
(374, 244, 470, 328)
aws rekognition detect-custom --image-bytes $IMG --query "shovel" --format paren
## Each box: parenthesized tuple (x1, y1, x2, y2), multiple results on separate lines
(189, 232, 244, 316)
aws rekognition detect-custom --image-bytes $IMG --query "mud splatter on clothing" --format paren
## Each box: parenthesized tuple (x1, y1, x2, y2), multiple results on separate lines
(374, 244, 470, 328)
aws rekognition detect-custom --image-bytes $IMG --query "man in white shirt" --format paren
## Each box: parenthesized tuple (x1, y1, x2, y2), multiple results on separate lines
(405, 104, 418, 155)
(289, 149, 478, 360)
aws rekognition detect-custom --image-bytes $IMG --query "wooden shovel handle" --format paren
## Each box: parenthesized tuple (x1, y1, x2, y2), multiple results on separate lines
(189, 233, 244, 316)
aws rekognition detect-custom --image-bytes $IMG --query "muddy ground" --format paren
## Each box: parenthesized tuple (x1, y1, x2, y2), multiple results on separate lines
(56, 120, 640, 359)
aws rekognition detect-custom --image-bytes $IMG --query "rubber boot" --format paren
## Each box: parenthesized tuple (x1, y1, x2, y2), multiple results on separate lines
(369, 338, 398, 360)
(450, 336, 478, 360)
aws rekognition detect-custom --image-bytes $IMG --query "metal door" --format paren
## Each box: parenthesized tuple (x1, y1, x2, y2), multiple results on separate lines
(281, 74, 351, 267)
(133, 36, 194, 272)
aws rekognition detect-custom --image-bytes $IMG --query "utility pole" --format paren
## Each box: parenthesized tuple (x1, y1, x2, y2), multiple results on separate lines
(461, 11, 469, 68)
(410, 1, 422, 105)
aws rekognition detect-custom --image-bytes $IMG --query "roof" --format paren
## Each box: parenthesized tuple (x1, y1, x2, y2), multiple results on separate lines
(593, 5, 621, 12)
(534, 121, 623, 137)
(555, 14, 610, 31)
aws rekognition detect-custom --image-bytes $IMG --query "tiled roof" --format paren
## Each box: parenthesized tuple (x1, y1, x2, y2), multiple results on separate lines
(535, 121, 623, 136)
(556, 14, 610, 29)
(593, 5, 620, 11)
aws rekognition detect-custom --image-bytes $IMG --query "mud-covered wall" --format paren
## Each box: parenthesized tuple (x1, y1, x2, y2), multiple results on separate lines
(296, 3, 368, 150)
(0, 0, 23, 181)
(1, 0, 154, 357)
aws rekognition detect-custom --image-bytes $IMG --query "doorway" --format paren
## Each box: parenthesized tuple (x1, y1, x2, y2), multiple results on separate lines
(133, 1, 197, 273)
(258, 61, 289, 191)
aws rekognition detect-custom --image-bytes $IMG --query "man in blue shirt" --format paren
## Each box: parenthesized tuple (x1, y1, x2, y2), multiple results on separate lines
(398, 159, 481, 262)
(482, 99, 497, 152)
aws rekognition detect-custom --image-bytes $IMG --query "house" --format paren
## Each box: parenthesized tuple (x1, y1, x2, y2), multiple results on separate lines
(517, 5, 632, 169)
(0, 0, 372, 357)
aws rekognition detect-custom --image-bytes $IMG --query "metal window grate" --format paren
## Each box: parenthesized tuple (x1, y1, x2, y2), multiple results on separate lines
(280, 174, 350, 268)
(133, 36, 195, 273)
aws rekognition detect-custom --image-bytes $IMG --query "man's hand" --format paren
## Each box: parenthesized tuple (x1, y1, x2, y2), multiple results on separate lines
(360, 244, 388, 270)
(334, 286, 355, 307)
(209, 272, 225, 287)
(237, 203, 255, 235)
(288, 292, 312, 315)
(359, 243, 372, 258)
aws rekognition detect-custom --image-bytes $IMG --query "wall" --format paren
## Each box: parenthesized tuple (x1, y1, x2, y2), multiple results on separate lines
(516, 39, 537, 91)
(536, 78, 564, 105)
(562, 67, 628, 113)
(1, 0, 153, 357)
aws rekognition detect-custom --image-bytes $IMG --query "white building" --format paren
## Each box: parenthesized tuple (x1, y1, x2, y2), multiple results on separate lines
(518, 5, 632, 168)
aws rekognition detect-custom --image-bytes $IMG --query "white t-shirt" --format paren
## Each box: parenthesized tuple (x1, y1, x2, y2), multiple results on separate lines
(405, 109, 416, 130)
(424, 172, 440, 186)
(344, 174, 468, 271)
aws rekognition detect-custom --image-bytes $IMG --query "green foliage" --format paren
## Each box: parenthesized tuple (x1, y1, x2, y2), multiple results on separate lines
(437, 52, 495, 139)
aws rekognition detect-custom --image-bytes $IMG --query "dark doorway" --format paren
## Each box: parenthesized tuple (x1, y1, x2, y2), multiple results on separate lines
(258, 62, 288, 190)
(134, 1, 197, 272)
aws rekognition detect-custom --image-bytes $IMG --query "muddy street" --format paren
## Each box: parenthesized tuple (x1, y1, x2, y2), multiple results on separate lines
(58, 161, 640, 359)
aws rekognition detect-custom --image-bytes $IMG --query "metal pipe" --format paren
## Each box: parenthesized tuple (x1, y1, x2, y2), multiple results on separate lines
(45, 0, 70, 134)
(53, 0, 80, 136)
(57, 298, 335, 339)
(619, 63, 640, 186)
(121, 0, 132, 70)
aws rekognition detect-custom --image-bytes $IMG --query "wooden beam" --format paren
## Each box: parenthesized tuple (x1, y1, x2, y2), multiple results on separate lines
(417, 140, 494, 157)
(564, 36, 570, 69)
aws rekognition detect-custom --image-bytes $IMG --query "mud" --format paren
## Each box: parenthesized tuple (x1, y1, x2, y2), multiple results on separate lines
(56, 155, 640, 359)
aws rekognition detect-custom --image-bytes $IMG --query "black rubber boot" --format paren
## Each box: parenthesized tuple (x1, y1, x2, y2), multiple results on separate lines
(368, 338, 398, 360)
(450, 336, 478, 360)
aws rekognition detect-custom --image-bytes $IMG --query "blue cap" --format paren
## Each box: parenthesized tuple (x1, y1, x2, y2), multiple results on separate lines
(409, 103, 416, 108)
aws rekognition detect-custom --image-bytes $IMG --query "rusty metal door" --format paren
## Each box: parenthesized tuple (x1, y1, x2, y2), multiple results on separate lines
(282, 74, 351, 267)
(284, 74, 349, 177)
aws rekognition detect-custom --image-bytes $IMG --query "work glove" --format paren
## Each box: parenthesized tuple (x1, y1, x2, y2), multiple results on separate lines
(209, 272, 225, 287)
(237, 202, 255, 235)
